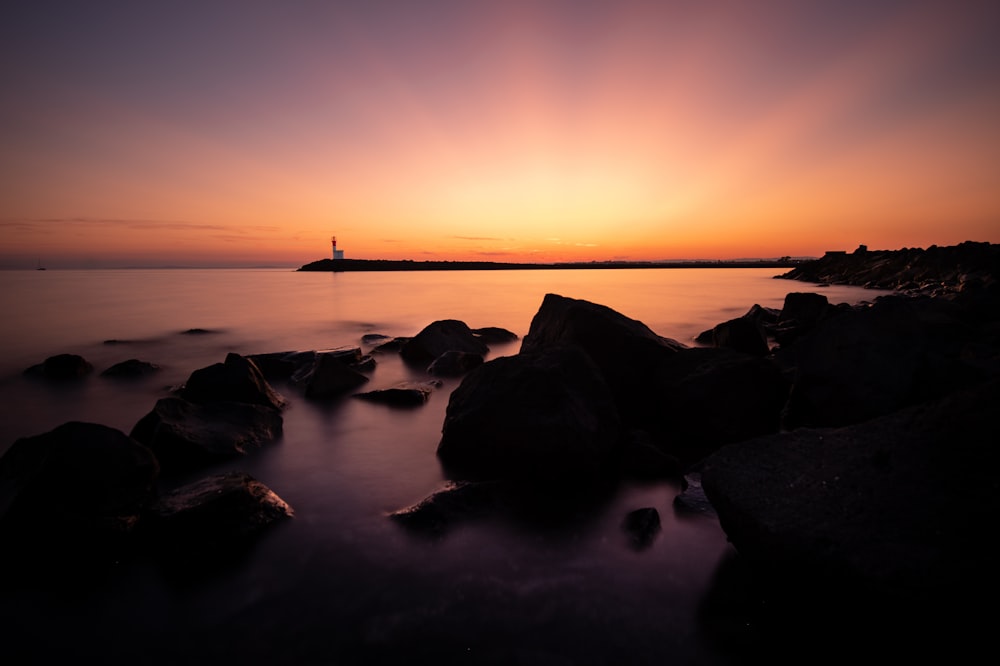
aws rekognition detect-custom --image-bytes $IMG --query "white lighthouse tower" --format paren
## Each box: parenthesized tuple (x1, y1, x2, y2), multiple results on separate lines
(331, 236, 345, 260)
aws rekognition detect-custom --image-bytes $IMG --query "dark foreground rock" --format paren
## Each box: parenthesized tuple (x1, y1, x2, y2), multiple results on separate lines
(701, 377, 1000, 611)
(180, 352, 287, 410)
(145, 472, 293, 567)
(130, 397, 284, 473)
(400, 319, 489, 363)
(23, 353, 94, 380)
(0, 421, 159, 561)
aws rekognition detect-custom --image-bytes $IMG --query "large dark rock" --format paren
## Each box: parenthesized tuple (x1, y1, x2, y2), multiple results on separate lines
(179, 353, 286, 410)
(100, 358, 161, 378)
(130, 397, 283, 473)
(520, 293, 687, 424)
(0, 421, 159, 559)
(472, 326, 519, 344)
(146, 472, 293, 553)
(23, 353, 94, 380)
(700, 378, 1000, 611)
(437, 346, 622, 486)
(353, 382, 437, 407)
(648, 347, 790, 463)
(400, 319, 489, 363)
(388, 481, 507, 537)
(292, 351, 370, 399)
(780, 294, 985, 429)
(427, 350, 484, 376)
(710, 313, 769, 357)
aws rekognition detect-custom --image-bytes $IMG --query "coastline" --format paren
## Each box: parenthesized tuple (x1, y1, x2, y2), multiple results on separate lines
(297, 258, 803, 272)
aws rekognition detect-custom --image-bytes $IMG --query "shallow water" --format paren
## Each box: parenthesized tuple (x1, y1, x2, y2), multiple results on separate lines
(0, 267, 888, 664)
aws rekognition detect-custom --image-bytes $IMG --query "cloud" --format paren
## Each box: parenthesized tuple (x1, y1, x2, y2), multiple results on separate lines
(451, 235, 507, 241)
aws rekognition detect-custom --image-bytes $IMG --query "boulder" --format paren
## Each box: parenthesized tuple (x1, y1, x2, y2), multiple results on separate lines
(179, 353, 286, 410)
(23, 353, 93, 380)
(700, 378, 1000, 611)
(780, 295, 983, 429)
(130, 397, 283, 473)
(472, 326, 519, 344)
(622, 507, 660, 549)
(292, 351, 370, 399)
(427, 350, 484, 376)
(710, 314, 769, 357)
(353, 382, 438, 407)
(648, 347, 790, 463)
(146, 472, 293, 552)
(437, 345, 621, 485)
(400, 319, 489, 362)
(388, 480, 507, 537)
(100, 358, 161, 378)
(0, 421, 158, 558)
(519, 294, 687, 424)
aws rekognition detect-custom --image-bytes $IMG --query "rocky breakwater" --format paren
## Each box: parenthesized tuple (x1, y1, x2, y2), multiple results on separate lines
(393, 274, 999, 654)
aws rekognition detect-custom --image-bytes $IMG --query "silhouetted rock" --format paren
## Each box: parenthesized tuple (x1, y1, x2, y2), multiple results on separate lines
(130, 397, 283, 473)
(701, 377, 1000, 613)
(0, 421, 158, 561)
(622, 507, 660, 549)
(291, 351, 370, 399)
(472, 326, 519, 344)
(388, 480, 507, 537)
(353, 382, 438, 407)
(100, 358, 161, 378)
(520, 293, 687, 425)
(400, 319, 489, 363)
(438, 346, 621, 486)
(427, 350, 484, 376)
(146, 472, 293, 553)
(179, 353, 287, 410)
(23, 353, 93, 379)
(711, 314, 769, 356)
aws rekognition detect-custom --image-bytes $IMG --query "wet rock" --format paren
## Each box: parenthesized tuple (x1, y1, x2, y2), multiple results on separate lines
(437, 346, 621, 485)
(672, 472, 716, 517)
(700, 378, 1000, 609)
(0, 421, 159, 559)
(400, 319, 489, 363)
(100, 358, 161, 378)
(427, 350, 484, 376)
(179, 353, 287, 410)
(711, 313, 769, 357)
(146, 472, 293, 551)
(353, 382, 437, 407)
(388, 481, 506, 537)
(622, 507, 660, 549)
(520, 293, 687, 425)
(23, 353, 93, 380)
(130, 397, 283, 473)
(472, 326, 519, 344)
(292, 351, 369, 399)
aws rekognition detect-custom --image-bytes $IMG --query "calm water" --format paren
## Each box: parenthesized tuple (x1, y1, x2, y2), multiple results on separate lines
(0, 268, 886, 665)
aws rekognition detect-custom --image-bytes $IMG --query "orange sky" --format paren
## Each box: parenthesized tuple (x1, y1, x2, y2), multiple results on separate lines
(1, 0, 998, 267)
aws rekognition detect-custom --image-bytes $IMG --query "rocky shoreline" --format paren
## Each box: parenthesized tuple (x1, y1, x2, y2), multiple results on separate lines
(3, 240, 997, 658)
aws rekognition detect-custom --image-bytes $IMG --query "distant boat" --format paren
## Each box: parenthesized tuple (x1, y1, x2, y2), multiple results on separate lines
(36, 258, 46, 270)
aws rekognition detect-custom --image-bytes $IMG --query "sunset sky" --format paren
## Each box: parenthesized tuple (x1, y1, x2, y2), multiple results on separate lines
(1, 0, 998, 268)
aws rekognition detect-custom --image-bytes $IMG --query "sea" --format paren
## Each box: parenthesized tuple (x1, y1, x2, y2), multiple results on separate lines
(0, 267, 889, 665)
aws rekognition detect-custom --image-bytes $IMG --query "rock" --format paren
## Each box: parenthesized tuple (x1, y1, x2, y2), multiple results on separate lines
(388, 481, 506, 537)
(780, 294, 983, 429)
(711, 314, 769, 357)
(100, 358, 161, 378)
(247, 350, 308, 380)
(700, 378, 1000, 610)
(371, 337, 410, 353)
(353, 382, 437, 407)
(649, 347, 790, 463)
(179, 353, 287, 410)
(520, 293, 687, 425)
(622, 507, 660, 549)
(618, 429, 683, 480)
(146, 472, 293, 551)
(437, 346, 621, 485)
(23, 353, 93, 380)
(361, 333, 393, 345)
(400, 320, 489, 363)
(292, 351, 370, 399)
(130, 397, 283, 473)
(427, 350, 484, 376)
(472, 326, 519, 344)
(672, 472, 716, 517)
(0, 421, 159, 559)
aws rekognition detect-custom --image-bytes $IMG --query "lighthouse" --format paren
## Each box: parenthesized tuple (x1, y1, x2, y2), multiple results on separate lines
(331, 236, 345, 260)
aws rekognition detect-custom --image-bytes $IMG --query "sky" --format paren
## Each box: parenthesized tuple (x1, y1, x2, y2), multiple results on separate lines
(1, 0, 998, 268)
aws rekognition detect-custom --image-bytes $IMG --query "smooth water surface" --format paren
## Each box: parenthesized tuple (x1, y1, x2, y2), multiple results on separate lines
(0, 267, 888, 664)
